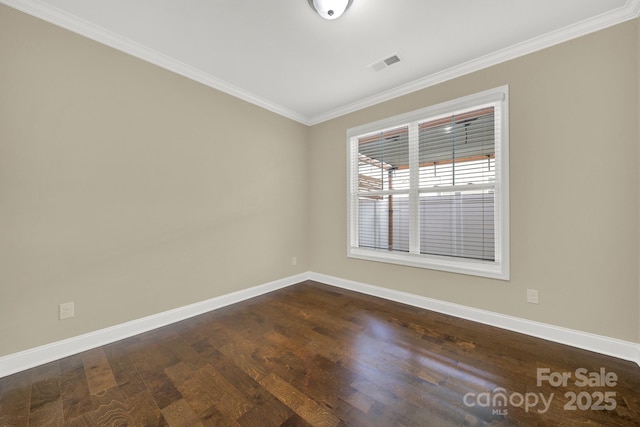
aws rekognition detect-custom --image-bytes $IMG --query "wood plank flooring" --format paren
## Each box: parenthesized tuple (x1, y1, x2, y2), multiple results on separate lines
(1, 281, 639, 426)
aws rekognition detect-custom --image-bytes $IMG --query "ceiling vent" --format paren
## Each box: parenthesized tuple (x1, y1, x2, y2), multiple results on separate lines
(369, 54, 401, 72)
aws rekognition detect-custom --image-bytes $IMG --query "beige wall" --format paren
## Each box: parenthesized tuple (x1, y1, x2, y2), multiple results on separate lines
(1, 4, 639, 358)
(0, 5, 309, 356)
(309, 19, 640, 342)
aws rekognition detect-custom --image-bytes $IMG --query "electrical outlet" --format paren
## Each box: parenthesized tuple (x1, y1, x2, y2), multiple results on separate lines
(59, 302, 75, 319)
(292, 256, 297, 266)
(526, 289, 539, 304)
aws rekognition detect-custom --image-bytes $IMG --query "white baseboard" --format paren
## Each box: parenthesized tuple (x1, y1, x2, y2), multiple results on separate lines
(308, 272, 640, 367)
(2, 271, 638, 378)
(0, 273, 308, 378)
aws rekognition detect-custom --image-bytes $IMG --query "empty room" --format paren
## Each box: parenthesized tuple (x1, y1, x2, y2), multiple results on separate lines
(1, 0, 639, 425)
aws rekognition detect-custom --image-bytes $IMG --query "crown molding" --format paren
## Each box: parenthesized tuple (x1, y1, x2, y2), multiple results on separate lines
(0, 0, 310, 125)
(1, 0, 639, 127)
(307, 0, 640, 125)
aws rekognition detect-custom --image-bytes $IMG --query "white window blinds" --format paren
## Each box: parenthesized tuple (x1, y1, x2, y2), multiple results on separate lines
(348, 86, 509, 280)
(418, 107, 496, 261)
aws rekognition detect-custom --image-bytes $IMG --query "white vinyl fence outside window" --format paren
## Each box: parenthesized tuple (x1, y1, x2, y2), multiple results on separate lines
(348, 86, 509, 280)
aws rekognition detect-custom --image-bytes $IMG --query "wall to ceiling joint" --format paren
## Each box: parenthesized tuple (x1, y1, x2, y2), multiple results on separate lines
(0, 5, 638, 359)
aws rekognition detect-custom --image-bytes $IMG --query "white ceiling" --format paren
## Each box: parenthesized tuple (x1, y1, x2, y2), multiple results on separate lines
(3, 0, 639, 124)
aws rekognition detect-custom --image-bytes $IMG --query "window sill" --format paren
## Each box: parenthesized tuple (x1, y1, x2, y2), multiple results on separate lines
(348, 247, 510, 281)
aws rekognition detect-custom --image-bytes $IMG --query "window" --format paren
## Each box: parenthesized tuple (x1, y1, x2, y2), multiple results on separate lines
(348, 86, 509, 280)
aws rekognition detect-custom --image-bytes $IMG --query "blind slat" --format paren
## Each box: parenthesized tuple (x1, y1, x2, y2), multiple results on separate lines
(355, 106, 497, 262)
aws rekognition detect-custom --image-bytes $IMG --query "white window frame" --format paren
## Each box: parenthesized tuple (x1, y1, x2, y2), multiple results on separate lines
(347, 86, 509, 280)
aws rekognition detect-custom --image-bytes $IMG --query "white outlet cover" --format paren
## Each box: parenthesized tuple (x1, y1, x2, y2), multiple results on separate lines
(59, 302, 75, 319)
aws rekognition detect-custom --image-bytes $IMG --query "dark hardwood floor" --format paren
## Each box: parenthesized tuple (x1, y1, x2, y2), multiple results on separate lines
(1, 281, 639, 426)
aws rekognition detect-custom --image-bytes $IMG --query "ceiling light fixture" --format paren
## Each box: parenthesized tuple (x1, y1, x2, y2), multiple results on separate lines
(308, 0, 353, 20)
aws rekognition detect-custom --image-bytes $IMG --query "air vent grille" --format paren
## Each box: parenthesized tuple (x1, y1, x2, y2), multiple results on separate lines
(369, 54, 401, 72)
(384, 55, 400, 66)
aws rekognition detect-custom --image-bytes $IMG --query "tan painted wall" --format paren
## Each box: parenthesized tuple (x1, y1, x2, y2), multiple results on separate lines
(309, 19, 640, 342)
(1, 4, 638, 358)
(0, 5, 309, 356)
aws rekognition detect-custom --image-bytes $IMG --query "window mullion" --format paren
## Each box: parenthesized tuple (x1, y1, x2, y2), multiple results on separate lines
(347, 85, 509, 280)
(349, 137, 359, 249)
(408, 122, 420, 254)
